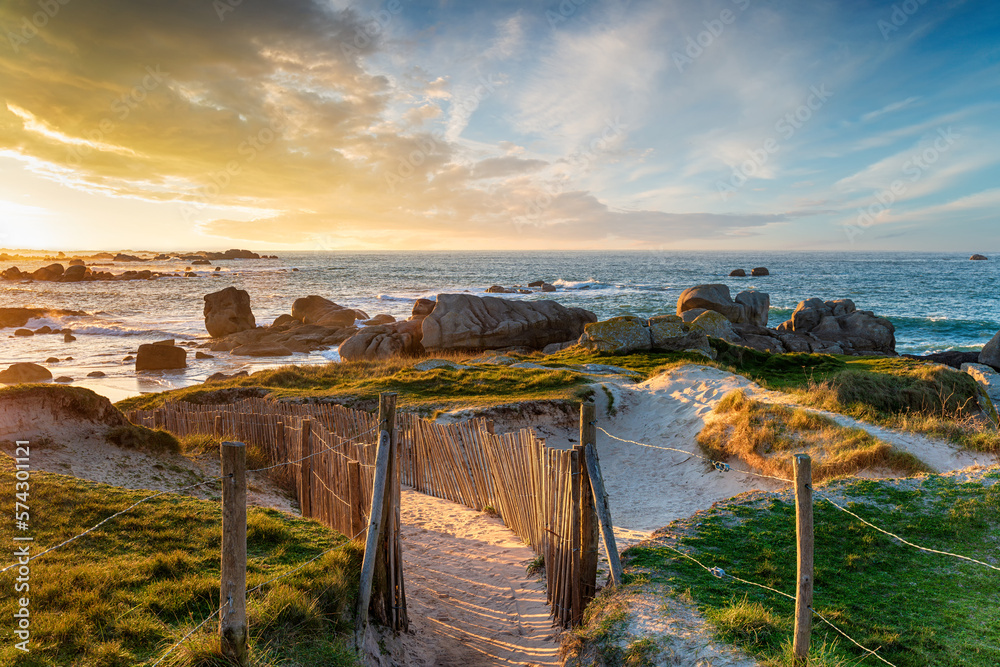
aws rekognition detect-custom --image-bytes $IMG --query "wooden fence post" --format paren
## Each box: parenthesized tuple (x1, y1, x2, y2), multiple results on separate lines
(793, 454, 814, 665)
(214, 415, 222, 438)
(220, 442, 247, 666)
(355, 430, 392, 651)
(577, 403, 599, 608)
(583, 442, 623, 588)
(348, 459, 365, 538)
(299, 418, 313, 517)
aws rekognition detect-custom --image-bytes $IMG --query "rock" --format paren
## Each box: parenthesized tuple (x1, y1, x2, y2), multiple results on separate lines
(528, 280, 545, 287)
(734, 290, 770, 327)
(61, 264, 88, 282)
(45, 357, 60, 363)
(2, 267, 24, 280)
(87, 371, 106, 377)
(64, 333, 76, 342)
(192, 259, 211, 265)
(68, 258, 86, 266)
(980, 331, 1000, 371)
(579, 316, 651, 353)
(542, 341, 577, 354)
(689, 310, 736, 341)
(901, 351, 981, 370)
(14, 328, 33, 337)
(412, 299, 436, 318)
(363, 314, 396, 326)
(271, 314, 300, 328)
(0, 363, 53, 384)
(962, 363, 1000, 404)
(485, 285, 511, 293)
(34, 326, 52, 335)
(114, 253, 142, 261)
(751, 267, 770, 276)
(421, 294, 597, 351)
(676, 284, 763, 325)
(123, 356, 134, 361)
(729, 269, 747, 277)
(184, 272, 197, 277)
(338, 320, 424, 361)
(231, 342, 293, 357)
(970, 254, 988, 261)
(679, 308, 708, 323)
(291, 295, 367, 327)
(541, 283, 557, 292)
(54, 376, 73, 383)
(413, 359, 469, 371)
(195, 351, 214, 359)
(774, 299, 895, 355)
(214, 267, 221, 271)
(204, 286, 256, 338)
(0, 307, 85, 328)
(135, 343, 187, 370)
(31, 263, 65, 281)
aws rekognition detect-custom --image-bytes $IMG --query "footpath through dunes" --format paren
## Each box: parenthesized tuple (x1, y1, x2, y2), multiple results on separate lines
(390, 489, 561, 667)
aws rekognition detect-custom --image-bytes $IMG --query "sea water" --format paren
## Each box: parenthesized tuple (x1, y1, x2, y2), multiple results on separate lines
(0, 251, 996, 400)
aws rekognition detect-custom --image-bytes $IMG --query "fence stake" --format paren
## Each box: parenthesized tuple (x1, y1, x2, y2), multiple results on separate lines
(220, 441, 247, 666)
(583, 442, 623, 588)
(793, 454, 814, 665)
(214, 415, 222, 438)
(355, 430, 392, 651)
(577, 402, 599, 607)
(299, 418, 313, 517)
(348, 459, 365, 537)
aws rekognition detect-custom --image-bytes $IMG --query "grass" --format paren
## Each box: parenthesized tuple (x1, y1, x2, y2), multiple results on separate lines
(697, 389, 930, 482)
(0, 459, 362, 666)
(622, 469, 1000, 666)
(115, 353, 590, 414)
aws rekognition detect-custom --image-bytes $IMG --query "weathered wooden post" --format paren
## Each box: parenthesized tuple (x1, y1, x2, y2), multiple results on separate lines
(583, 443, 624, 587)
(793, 454, 814, 665)
(355, 430, 392, 651)
(576, 403, 599, 608)
(220, 441, 247, 666)
(214, 415, 223, 439)
(299, 418, 314, 517)
(348, 459, 365, 537)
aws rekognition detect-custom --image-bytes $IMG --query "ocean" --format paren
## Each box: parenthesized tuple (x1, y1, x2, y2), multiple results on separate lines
(1, 251, 997, 401)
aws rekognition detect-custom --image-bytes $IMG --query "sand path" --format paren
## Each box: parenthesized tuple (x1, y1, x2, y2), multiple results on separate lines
(395, 488, 561, 667)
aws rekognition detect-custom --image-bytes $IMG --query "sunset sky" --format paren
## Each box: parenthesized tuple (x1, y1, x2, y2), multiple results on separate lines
(0, 0, 997, 251)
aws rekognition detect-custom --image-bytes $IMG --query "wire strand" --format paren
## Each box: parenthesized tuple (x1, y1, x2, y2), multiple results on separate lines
(0, 476, 224, 574)
(809, 606, 898, 666)
(246, 425, 379, 474)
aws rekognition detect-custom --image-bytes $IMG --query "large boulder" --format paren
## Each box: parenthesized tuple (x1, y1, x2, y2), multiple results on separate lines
(135, 342, 187, 370)
(0, 363, 53, 384)
(676, 284, 769, 326)
(339, 320, 424, 361)
(291, 296, 367, 328)
(204, 286, 256, 338)
(980, 331, 1000, 371)
(774, 298, 895, 355)
(579, 316, 651, 354)
(688, 310, 736, 341)
(412, 299, 436, 318)
(61, 264, 88, 282)
(421, 294, 596, 351)
(31, 263, 64, 281)
(970, 254, 988, 261)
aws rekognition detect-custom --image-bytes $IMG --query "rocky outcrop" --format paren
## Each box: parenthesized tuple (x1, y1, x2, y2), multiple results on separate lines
(31, 263, 64, 281)
(2, 265, 175, 282)
(901, 350, 980, 370)
(970, 254, 988, 261)
(688, 310, 736, 341)
(209, 318, 356, 356)
(578, 315, 713, 357)
(774, 298, 895, 355)
(204, 287, 256, 338)
(291, 296, 368, 328)
(0, 363, 53, 384)
(339, 319, 424, 361)
(751, 267, 769, 276)
(135, 341, 187, 370)
(676, 284, 769, 326)
(412, 299, 436, 318)
(114, 253, 142, 262)
(421, 294, 596, 351)
(980, 331, 1000, 371)
(0, 308, 86, 328)
(729, 269, 746, 277)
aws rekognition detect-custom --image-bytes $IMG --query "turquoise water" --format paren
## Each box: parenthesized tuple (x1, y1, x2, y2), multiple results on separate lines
(0, 251, 997, 397)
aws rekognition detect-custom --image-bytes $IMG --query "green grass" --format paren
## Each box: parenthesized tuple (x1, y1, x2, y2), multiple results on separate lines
(623, 470, 1000, 666)
(115, 355, 590, 414)
(0, 460, 362, 666)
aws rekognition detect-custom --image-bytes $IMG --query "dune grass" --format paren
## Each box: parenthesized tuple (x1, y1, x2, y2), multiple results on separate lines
(115, 353, 591, 414)
(696, 389, 930, 482)
(0, 459, 362, 667)
(622, 469, 1000, 666)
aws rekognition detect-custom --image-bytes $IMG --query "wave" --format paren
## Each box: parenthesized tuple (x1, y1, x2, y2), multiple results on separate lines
(551, 278, 608, 290)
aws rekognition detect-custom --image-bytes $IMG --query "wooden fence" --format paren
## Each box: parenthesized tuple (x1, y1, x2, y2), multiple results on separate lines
(128, 398, 601, 627)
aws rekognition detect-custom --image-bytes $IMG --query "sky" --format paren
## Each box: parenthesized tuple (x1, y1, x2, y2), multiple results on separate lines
(0, 0, 997, 252)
